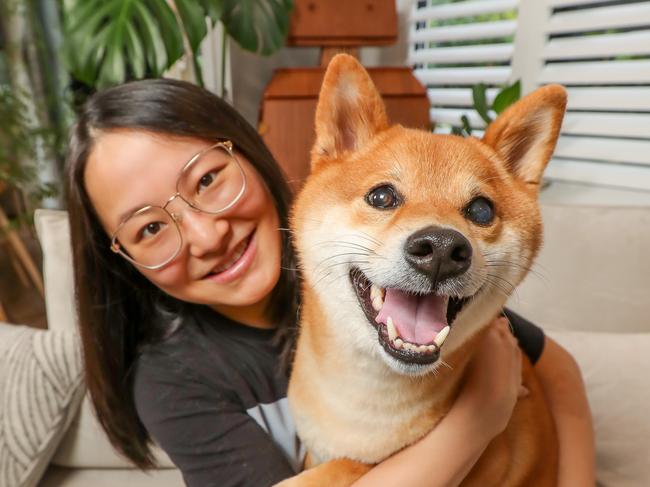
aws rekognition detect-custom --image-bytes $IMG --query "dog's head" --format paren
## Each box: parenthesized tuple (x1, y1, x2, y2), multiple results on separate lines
(292, 54, 566, 376)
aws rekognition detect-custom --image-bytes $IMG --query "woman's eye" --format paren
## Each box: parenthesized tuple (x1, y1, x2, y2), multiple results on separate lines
(141, 222, 165, 239)
(197, 170, 219, 192)
(366, 185, 401, 209)
(465, 197, 495, 225)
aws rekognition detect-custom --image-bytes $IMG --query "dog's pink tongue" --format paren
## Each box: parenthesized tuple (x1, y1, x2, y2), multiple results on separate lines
(376, 289, 448, 345)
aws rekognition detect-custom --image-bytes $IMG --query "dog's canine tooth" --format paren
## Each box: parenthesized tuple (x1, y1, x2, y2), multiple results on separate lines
(386, 317, 397, 341)
(372, 296, 383, 312)
(394, 338, 403, 349)
(434, 326, 451, 348)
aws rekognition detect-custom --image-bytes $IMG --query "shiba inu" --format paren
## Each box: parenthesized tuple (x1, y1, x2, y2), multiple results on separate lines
(278, 54, 567, 486)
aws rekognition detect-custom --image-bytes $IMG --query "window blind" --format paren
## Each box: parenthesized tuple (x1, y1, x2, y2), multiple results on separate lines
(409, 0, 650, 192)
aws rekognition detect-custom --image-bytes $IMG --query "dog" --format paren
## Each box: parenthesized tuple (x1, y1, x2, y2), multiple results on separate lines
(277, 54, 567, 487)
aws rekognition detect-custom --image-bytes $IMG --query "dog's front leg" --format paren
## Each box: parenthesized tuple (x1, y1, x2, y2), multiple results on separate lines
(273, 458, 372, 487)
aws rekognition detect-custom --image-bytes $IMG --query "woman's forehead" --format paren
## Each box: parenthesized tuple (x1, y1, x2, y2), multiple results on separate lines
(84, 131, 203, 232)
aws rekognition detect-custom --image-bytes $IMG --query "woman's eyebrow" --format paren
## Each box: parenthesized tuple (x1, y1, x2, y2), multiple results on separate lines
(117, 203, 148, 224)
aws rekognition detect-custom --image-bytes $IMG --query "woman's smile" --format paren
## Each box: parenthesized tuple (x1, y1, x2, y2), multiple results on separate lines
(201, 228, 256, 283)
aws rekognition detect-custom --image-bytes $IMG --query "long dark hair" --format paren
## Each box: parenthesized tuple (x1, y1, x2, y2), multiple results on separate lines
(65, 79, 299, 468)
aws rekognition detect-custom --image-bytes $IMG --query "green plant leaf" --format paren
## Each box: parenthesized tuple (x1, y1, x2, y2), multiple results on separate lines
(133, 2, 169, 74)
(174, 0, 208, 53)
(222, 0, 293, 55)
(200, 0, 226, 25)
(62, 0, 185, 88)
(492, 80, 521, 114)
(472, 83, 492, 125)
(124, 22, 146, 79)
(460, 115, 473, 136)
(172, 0, 209, 86)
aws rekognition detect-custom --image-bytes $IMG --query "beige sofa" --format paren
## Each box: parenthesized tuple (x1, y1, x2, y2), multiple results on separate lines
(2, 196, 649, 486)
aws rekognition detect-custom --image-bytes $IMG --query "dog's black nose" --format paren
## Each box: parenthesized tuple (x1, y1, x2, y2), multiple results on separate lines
(404, 226, 472, 282)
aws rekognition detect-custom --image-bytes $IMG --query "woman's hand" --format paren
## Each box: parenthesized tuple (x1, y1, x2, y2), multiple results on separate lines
(455, 315, 524, 440)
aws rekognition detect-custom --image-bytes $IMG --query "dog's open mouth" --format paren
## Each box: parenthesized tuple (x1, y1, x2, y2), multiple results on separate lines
(350, 268, 471, 365)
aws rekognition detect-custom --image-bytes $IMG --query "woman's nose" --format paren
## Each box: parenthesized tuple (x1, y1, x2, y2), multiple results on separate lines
(180, 210, 230, 257)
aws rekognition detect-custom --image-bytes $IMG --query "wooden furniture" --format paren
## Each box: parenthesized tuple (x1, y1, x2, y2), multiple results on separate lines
(0, 183, 44, 321)
(259, 0, 430, 191)
(287, 0, 397, 48)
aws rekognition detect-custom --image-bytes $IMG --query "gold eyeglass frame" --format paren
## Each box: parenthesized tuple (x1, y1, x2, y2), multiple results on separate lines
(109, 140, 247, 270)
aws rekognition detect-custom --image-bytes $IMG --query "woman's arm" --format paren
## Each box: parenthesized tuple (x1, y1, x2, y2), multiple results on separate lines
(535, 336, 595, 487)
(352, 317, 522, 487)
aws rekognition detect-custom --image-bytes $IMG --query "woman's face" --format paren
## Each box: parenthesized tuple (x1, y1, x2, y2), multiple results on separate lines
(84, 130, 282, 319)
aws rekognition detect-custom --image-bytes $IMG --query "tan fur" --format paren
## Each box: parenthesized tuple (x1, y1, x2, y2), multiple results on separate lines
(275, 54, 566, 487)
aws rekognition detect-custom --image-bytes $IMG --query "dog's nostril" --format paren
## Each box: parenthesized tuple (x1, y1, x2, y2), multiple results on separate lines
(408, 240, 434, 257)
(451, 243, 471, 263)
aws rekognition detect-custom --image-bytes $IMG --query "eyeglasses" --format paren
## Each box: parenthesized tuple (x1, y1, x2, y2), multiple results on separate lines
(109, 140, 247, 269)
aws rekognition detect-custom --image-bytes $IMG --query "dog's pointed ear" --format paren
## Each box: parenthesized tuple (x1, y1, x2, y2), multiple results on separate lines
(482, 84, 567, 188)
(312, 54, 389, 163)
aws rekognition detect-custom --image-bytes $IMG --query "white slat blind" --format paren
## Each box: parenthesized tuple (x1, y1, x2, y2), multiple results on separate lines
(409, 0, 518, 134)
(409, 0, 650, 192)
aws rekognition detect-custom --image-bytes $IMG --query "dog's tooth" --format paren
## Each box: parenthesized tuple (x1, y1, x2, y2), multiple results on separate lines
(434, 326, 451, 348)
(386, 317, 397, 341)
(372, 297, 383, 311)
(427, 344, 437, 353)
(370, 284, 384, 302)
(394, 338, 403, 349)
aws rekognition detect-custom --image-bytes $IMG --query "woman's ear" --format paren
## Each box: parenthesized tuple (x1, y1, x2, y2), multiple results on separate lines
(311, 54, 389, 164)
(482, 84, 567, 187)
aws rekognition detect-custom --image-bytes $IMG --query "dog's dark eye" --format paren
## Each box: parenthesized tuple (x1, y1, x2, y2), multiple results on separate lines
(465, 197, 495, 225)
(366, 185, 400, 209)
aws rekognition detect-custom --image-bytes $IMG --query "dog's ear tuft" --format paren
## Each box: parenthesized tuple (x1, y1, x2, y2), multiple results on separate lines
(482, 84, 567, 187)
(312, 54, 389, 163)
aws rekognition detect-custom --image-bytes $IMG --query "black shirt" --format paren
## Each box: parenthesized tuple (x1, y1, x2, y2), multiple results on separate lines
(133, 306, 544, 487)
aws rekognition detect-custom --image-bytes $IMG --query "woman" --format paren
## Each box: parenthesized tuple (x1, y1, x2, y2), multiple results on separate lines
(66, 78, 594, 486)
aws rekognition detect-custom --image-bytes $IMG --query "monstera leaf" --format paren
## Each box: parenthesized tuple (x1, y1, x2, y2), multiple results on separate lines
(220, 0, 293, 55)
(63, 0, 185, 88)
(62, 0, 293, 89)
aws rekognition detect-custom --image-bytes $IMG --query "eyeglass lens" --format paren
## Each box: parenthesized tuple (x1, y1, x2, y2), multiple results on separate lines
(114, 144, 245, 268)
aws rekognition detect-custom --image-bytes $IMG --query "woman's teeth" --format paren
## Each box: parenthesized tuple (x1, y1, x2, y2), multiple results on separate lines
(371, 284, 450, 353)
(212, 236, 249, 274)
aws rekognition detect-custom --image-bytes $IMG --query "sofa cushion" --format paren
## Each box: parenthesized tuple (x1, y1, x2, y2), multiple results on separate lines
(0, 323, 84, 487)
(508, 204, 650, 333)
(34, 209, 175, 469)
(34, 209, 77, 334)
(547, 329, 650, 487)
(52, 396, 175, 469)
